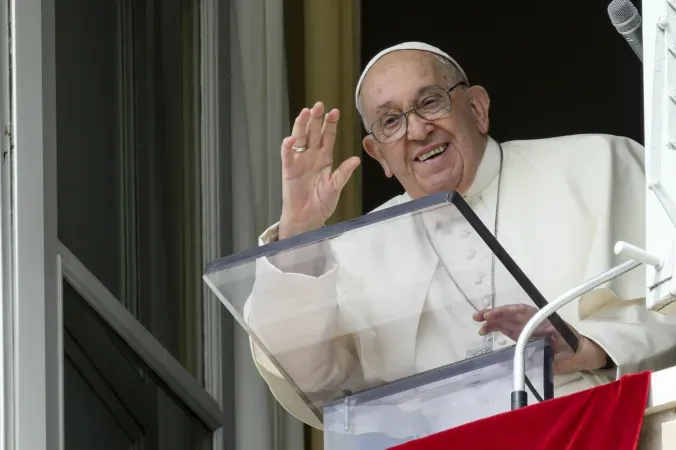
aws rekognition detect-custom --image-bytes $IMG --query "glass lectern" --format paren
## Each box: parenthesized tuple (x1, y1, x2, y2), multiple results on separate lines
(323, 339, 552, 449)
(203, 192, 572, 449)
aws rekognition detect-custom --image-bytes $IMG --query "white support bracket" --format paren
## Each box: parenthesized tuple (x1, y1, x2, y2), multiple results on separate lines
(615, 241, 664, 268)
(615, 240, 676, 312)
(644, 0, 676, 314)
(647, 240, 676, 313)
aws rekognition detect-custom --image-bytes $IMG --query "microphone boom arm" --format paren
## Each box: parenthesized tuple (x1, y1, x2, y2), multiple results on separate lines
(511, 258, 648, 410)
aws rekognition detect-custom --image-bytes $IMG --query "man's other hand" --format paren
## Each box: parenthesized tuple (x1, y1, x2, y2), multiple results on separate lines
(472, 304, 609, 374)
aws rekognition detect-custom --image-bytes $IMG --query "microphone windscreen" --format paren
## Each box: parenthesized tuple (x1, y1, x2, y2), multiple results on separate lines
(607, 0, 641, 34)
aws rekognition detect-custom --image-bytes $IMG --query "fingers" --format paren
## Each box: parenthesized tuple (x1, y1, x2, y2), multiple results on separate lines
(291, 108, 311, 149)
(472, 306, 514, 322)
(473, 303, 583, 367)
(287, 103, 338, 155)
(478, 311, 522, 335)
(283, 106, 315, 168)
(330, 156, 361, 193)
(281, 136, 297, 169)
(478, 320, 523, 338)
(281, 104, 346, 177)
(320, 109, 340, 150)
(306, 102, 325, 150)
(474, 304, 535, 321)
(474, 304, 550, 339)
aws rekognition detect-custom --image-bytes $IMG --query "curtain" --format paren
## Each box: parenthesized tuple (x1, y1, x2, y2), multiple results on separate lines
(285, 0, 362, 226)
(304, 0, 362, 225)
(229, 0, 305, 449)
(284, 2, 362, 449)
(225, 0, 362, 449)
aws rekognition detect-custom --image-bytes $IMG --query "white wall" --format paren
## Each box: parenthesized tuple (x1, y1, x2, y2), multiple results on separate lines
(643, 0, 676, 310)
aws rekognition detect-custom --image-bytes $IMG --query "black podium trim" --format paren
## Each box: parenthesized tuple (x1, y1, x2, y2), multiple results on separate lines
(450, 194, 579, 352)
(543, 341, 555, 400)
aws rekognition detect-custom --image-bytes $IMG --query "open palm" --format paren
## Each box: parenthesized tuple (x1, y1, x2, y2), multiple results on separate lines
(279, 102, 360, 239)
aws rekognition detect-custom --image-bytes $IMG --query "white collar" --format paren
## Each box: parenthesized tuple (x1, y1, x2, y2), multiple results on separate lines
(463, 136, 501, 199)
(400, 136, 501, 202)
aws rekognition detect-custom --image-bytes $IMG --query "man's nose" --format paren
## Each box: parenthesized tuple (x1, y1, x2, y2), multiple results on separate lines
(406, 112, 433, 141)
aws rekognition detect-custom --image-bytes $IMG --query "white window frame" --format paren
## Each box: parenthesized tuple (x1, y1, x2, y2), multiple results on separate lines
(0, 0, 14, 447)
(3, 1, 226, 449)
(7, 1, 61, 449)
(58, 242, 225, 432)
(643, 0, 676, 312)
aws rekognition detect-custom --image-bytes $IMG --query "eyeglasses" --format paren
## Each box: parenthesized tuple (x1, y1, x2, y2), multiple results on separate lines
(367, 81, 467, 144)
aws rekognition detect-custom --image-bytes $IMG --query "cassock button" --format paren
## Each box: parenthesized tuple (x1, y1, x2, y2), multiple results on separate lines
(474, 273, 486, 285)
(497, 336, 507, 346)
(483, 295, 492, 307)
(466, 249, 476, 260)
(461, 229, 471, 238)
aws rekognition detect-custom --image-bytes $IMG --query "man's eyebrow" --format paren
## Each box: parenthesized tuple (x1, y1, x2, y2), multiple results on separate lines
(374, 101, 396, 115)
(373, 84, 440, 114)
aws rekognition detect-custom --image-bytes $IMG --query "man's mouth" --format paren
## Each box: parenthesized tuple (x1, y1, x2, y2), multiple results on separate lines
(416, 144, 448, 162)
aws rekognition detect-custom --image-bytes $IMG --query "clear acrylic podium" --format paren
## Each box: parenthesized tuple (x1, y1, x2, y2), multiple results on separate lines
(203, 191, 575, 449)
(323, 338, 552, 449)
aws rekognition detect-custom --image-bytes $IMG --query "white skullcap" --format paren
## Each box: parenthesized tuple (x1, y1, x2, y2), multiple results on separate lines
(355, 41, 468, 108)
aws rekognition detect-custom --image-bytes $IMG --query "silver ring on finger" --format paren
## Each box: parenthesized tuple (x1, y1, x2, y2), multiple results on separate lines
(292, 145, 306, 152)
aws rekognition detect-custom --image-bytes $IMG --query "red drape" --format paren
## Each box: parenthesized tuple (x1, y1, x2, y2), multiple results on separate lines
(390, 371, 650, 450)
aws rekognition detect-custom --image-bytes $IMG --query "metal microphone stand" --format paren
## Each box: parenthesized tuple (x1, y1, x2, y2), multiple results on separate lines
(511, 242, 664, 410)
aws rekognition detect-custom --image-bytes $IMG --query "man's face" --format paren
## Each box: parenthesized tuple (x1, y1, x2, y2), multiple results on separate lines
(360, 51, 491, 199)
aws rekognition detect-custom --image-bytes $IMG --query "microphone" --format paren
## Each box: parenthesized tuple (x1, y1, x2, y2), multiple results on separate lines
(607, 0, 643, 62)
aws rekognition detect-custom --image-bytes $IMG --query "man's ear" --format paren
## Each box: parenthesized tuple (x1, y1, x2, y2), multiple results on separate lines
(363, 135, 393, 178)
(468, 86, 490, 135)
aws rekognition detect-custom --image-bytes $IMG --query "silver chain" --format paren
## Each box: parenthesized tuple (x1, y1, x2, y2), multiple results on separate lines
(421, 143, 504, 314)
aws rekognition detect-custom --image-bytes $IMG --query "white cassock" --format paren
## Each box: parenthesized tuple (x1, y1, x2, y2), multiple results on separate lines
(243, 134, 676, 430)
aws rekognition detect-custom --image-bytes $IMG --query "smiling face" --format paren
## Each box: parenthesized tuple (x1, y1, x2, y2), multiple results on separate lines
(360, 50, 491, 199)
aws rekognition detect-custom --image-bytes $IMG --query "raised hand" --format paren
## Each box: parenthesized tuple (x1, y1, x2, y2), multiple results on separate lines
(278, 102, 361, 240)
(472, 304, 608, 374)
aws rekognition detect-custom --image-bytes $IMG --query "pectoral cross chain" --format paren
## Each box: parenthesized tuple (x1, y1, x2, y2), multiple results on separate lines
(465, 333, 494, 358)
(464, 333, 494, 376)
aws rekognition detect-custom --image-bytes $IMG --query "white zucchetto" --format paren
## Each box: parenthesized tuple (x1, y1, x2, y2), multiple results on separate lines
(355, 41, 468, 107)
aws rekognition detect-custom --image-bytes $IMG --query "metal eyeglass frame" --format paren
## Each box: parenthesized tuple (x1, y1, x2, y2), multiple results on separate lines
(367, 81, 468, 144)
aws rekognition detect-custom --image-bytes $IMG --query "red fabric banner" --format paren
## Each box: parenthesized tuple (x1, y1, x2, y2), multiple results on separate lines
(389, 371, 651, 450)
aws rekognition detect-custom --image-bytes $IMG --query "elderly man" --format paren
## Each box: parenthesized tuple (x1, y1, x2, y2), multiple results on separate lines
(244, 42, 676, 429)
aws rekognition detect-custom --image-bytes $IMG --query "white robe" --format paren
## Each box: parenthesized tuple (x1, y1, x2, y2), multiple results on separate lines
(243, 134, 676, 430)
